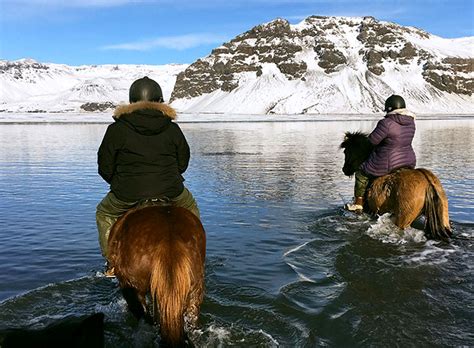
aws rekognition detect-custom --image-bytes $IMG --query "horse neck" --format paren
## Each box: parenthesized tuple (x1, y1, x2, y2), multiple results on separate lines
(351, 140, 372, 170)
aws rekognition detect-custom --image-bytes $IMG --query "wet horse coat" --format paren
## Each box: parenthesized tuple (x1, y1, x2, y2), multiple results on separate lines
(341, 131, 451, 240)
(108, 205, 206, 347)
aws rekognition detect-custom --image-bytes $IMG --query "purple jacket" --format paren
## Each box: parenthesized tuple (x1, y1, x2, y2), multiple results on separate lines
(361, 109, 416, 177)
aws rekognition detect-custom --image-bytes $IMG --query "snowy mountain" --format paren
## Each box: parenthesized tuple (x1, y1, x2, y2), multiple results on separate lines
(171, 16, 473, 115)
(1, 16, 473, 115)
(0, 59, 187, 113)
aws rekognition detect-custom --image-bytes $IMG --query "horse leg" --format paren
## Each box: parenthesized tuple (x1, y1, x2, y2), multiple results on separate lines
(393, 213, 417, 229)
(410, 215, 426, 230)
(184, 277, 204, 329)
(121, 287, 147, 321)
(392, 192, 425, 230)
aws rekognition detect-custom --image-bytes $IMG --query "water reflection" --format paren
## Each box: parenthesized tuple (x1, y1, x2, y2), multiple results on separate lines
(0, 118, 473, 346)
(182, 119, 473, 218)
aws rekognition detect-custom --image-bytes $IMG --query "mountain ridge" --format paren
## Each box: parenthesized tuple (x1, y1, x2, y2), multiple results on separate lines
(0, 60, 187, 113)
(1, 15, 473, 115)
(171, 16, 473, 115)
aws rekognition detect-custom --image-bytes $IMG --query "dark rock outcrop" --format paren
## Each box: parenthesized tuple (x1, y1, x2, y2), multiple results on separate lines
(171, 18, 307, 101)
(163, 16, 473, 102)
(357, 17, 432, 75)
(0, 60, 50, 82)
(423, 58, 474, 95)
(80, 102, 116, 112)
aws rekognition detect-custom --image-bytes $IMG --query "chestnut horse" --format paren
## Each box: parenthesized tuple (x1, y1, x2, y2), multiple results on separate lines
(340, 131, 451, 240)
(107, 204, 206, 347)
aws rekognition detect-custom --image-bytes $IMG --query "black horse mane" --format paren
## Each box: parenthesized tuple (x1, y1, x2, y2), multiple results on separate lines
(340, 131, 370, 152)
(340, 131, 374, 175)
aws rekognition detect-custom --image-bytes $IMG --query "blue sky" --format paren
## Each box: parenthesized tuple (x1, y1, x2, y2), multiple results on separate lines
(1, 0, 473, 66)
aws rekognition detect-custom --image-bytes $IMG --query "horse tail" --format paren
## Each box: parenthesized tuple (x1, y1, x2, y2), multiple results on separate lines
(150, 243, 192, 347)
(418, 168, 452, 240)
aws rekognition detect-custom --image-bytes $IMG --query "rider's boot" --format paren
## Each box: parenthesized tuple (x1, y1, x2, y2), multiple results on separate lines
(345, 196, 364, 212)
(104, 261, 115, 278)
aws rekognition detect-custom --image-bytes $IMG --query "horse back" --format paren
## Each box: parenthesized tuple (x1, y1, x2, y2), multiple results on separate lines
(367, 168, 430, 215)
(108, 206, 206, 289)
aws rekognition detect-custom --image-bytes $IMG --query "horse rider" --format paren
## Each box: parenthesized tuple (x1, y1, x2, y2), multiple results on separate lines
(345, 95, 417, 212)
(96, 76, 200, 275)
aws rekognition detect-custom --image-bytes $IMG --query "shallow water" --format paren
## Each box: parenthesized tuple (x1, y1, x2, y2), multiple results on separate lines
(0, 118, 473, 346)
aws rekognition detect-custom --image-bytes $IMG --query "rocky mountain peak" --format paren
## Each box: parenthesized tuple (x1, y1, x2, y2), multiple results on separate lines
(1, 59, 51, 81)
(1, 16, 472, 115)
(240, 18, 292, 39)
(170, 15, 473, 114)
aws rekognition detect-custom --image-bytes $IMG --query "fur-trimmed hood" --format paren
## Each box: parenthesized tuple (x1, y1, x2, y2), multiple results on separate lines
(386, 108, 416, 126)
(113, 101, 177, 136)
(113, 101, 176, 119)
(387, 108, 416, 119)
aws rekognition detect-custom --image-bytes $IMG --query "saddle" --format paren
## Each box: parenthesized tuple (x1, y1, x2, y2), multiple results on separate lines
(366, 167, 415, 212)
(367, 166, 412, 189)
(137, 197, 173, 209)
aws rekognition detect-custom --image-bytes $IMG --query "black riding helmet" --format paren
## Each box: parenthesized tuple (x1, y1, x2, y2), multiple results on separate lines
(384, 95, 406, 112)
(129, 76, 164, 103)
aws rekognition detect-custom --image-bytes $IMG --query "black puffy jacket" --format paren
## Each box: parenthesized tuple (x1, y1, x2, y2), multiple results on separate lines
(98, 101, 190, 201)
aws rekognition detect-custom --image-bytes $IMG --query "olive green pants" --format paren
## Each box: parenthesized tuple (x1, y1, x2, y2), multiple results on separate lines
(354, 170, 371, 198)
(96, 187, 200, 258)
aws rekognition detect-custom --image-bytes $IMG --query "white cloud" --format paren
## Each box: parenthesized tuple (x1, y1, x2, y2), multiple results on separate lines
(102, 33, 229, 51)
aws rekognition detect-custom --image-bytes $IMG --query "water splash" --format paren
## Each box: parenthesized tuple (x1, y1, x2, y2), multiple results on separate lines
(190, 322, 280, 347)
(366, 213, 427, 244)
(365, 213, 460, 266)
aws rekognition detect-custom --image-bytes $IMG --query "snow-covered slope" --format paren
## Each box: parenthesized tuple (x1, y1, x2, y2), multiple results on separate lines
(0, 59, 187, 113)
(171, 16, 474, 115)
(1, 16, 473, 115)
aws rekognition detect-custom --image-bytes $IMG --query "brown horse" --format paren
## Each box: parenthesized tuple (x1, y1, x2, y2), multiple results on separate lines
(107, 204, 206, 347)
(340, 131, 452, 240)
